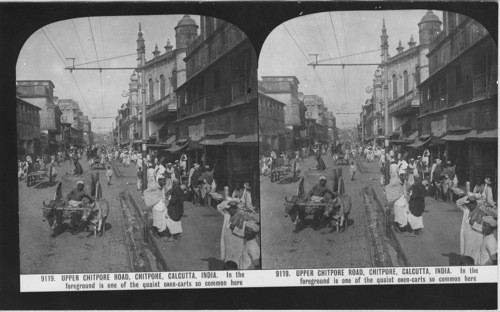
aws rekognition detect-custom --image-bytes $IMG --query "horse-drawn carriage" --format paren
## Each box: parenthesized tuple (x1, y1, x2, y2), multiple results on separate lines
(27, 164, 56, 187)
(41, 172, 110, 237)
(284, 167, 350, 233)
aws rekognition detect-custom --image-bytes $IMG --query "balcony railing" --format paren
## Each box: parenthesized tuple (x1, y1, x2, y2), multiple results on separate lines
(389, 89, 419, 115)
(146, 94, 174, 118)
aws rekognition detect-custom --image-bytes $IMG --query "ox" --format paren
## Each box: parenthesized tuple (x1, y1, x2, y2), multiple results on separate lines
(42, 199, 84, 236)
(81, 200, 110, 238)
(323, 194, 352, 233)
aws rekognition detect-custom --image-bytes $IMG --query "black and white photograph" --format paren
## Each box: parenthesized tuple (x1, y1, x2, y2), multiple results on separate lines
(17, 14, 260, 274)
(259, 10, 498, 269)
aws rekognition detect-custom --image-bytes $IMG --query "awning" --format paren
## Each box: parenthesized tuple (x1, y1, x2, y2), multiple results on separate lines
(177, 138, 188, 144)
(408, 138, 431, 149)
(163, 135, 176, 145)
(224, 133, 258, 145)
(419, 134, 430, 140)
(200, 134, 231, 146)
(442, 132, 470, 141)
(147, 144, 171, 149)
(404, 131, 419, 141)
(166, 142, 188, 153)
(464, 129, 497, 140)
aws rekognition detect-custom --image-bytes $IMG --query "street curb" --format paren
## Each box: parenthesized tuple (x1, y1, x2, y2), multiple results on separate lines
(128, 191, 169, 272)
(371, 187, 411, 267)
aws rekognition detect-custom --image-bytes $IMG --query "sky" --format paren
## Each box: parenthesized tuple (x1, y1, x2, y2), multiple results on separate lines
(259, 10, 443, 129)
(16, 15, 200, 133)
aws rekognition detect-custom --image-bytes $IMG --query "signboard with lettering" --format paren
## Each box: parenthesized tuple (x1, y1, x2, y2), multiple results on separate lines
(431, 118, 447, 137)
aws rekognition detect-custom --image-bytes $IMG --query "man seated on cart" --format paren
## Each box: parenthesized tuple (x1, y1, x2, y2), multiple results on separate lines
(67, 181, 95, 207)
(306, 176, 336, 203)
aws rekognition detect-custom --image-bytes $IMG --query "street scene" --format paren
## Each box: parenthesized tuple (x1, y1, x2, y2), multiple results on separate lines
(259, 10, 497, 268)
(17, 15, 260, 273)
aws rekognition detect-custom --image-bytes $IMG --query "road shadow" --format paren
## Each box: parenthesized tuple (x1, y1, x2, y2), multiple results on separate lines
(442, 252, 463, 266)
(201, 257, 225, 270)
(34, 181, 57, 189)
(277, 177, 296, 184)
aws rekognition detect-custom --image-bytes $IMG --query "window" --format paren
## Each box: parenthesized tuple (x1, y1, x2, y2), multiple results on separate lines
(392, 74, 398, 99)
(415, 66, 420, 86)
(159, 75, 165, 98)
(403, 70, 409, 94)
(148, 78, 154, 104)
(455, 64, 462, 86)
(213, 68, 221, 92)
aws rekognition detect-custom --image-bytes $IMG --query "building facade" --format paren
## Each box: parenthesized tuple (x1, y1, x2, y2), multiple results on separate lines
(16, 97, 41, 157)
(258, 85, 285, 152)
(58, 99, 85, 147)
(259, 76, 306, 150)
(176, 17, 259, 200)
(361, 67, 384, 143)
(303, 94, 329, 143)
(134, 16, 198, 144)
(418, 12, 497, 185)
(17, 80, 62, 154)
(381, 11, 442, 142)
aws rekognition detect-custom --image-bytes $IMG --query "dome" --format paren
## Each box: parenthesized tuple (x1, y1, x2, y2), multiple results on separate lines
(420, 10, 441, 24)
(176, 15, 197, 28)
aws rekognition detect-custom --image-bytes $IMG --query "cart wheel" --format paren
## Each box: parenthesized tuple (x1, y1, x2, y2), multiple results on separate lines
(54, 182, 62, 200)
(338, 177, 345, 194)
(95, 182, 102, 199)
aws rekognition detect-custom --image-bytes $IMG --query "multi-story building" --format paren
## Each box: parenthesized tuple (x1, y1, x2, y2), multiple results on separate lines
(418, 12, 497, 185)
(381, 11, 442, 143)
(303, 94, 329, 143)
(326, 111, 338, 142)
(134, 16, 198, 144)
(80, 115, 93, 146)
(16, 97, 41, 157)
(258, 84, 285, 152)
(58, 98, 84, 146)
(259, 76, 306, 150)
(16, 80, 62, 154)
(361, 67, 384, 144)
(175, 17, 258, 199)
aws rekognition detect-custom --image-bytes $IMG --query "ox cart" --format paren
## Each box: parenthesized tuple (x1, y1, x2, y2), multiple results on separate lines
(26, 164, 56, 187)
(271, 162, 301, 183)
(284, 167, 350, 233)
(41, 172, 110, 237)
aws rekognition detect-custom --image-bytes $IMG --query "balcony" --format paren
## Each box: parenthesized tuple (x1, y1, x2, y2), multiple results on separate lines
(146, 94, 176, 120)
(389, 89, 420, 116)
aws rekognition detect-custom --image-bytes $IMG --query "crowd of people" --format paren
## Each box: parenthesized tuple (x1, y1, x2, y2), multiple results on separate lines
(138, 150, 260, 270)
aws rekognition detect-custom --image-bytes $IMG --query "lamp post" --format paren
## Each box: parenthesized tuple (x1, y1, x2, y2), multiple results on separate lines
(383, 63, 390, 185)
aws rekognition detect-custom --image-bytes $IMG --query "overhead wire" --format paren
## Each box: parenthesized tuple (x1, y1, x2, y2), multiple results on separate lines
(316, 48, 381, 63)
(73, 53, 137, 67)
(71, 19, 95, 104)
(313, 14, 337, 111)
(328, 12, 348, 104)
(88, 17, 105, 114)
(99, 17, 107, 116)
(282, 22, 334, 109)
(42, 25, 93, 116)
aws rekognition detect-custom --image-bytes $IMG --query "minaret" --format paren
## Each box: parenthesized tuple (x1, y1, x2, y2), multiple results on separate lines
(408, 35, 416, 48)
(373, 67, 383, 113)
(396, 40, 404, 54)
(136, 23, 146, 67)
(380, 19, 389, 64)
(152, 44, 160, 58)
(164, 39, 173, 53)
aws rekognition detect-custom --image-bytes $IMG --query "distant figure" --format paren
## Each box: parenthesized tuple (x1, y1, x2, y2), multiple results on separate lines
(349, 161, 357, 181)
(316, 151, 326, 171)
(106, 165, 113, 185)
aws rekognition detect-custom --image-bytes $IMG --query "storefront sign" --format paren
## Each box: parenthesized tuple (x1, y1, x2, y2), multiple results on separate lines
(431, 118, 447, 137)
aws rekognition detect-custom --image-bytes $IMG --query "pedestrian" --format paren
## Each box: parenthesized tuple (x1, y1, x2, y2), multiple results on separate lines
(316, 150, 326, 171)
(456, 195, 483, 264)
(483, 177, 495, 204)
(147, 164, 156, 186)
(218, 200, 245, 263)
(165, 180, 186, 242)
(239, 221, 261, 270)
(479, 216, 497, 265)
(349, 161, 357, 181)
(408, 176, 426, 236)
(137, 167, 143, 191)
(105, 165, 113, 185)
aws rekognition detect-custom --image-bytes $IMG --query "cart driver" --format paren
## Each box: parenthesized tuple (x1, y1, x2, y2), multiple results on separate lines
(67, 181, 95, 207)
(306, 176, 335, 203)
